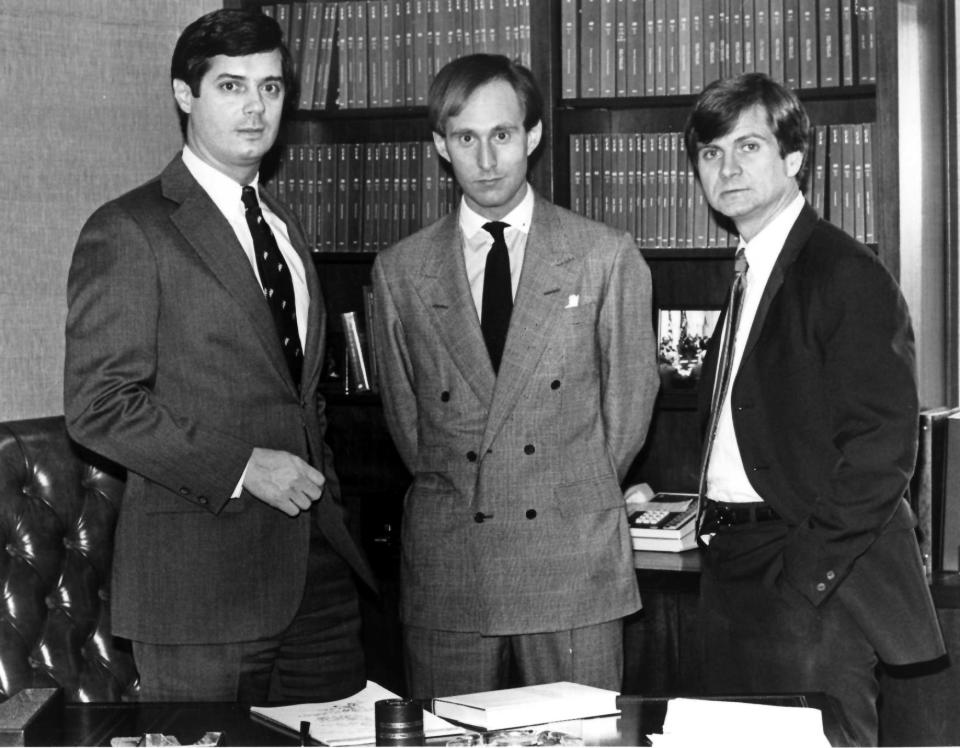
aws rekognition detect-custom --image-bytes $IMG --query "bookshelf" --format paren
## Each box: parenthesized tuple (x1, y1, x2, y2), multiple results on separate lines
(221, 0, 913, 499)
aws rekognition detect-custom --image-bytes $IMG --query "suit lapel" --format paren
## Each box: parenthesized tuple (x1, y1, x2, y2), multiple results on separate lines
(162, 158, 297, 393)
(415, 212, 496, 404)
(740, 203, 818, 363)
(481, 200, 575, 453)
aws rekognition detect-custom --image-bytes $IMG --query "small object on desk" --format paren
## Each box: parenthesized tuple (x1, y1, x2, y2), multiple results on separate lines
(627, 492, 698, 552)
(374, 698, 424, 746)
(431, 681, 619, 731)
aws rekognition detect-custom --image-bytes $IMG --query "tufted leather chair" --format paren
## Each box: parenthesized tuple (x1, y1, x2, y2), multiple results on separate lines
(0, 416, 139, 702)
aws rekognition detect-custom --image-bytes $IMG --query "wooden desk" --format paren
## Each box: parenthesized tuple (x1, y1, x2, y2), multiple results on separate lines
(36, 693, 850, 746)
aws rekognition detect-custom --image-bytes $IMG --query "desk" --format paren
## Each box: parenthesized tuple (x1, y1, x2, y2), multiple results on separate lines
(33, 693, 850, 747)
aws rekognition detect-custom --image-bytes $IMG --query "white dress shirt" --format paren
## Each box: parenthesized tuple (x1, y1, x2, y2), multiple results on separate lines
(459, 184, 535, 319)
(181, 145, 309, 352)
(706, 192, 805, 503)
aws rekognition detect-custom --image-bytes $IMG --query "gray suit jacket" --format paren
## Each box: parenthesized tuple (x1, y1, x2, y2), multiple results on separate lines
(372, 194, 659, 635)
(65, 155, 373, 644)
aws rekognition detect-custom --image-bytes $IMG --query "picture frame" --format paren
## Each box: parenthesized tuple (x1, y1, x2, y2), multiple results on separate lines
(657, 308, 721, 390)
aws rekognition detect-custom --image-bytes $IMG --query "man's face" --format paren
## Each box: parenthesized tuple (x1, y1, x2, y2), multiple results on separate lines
(433, 79, 542, 221)
(173, 51, 285, 184)
(695, 104, 803, 241)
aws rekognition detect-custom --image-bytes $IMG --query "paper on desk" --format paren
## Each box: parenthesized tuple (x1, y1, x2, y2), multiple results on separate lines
(250, 681, 465, 746)
(647, 698, 831, 748)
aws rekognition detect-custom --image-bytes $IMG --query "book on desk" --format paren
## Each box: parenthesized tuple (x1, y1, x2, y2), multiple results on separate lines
(431, 681, 620, 730)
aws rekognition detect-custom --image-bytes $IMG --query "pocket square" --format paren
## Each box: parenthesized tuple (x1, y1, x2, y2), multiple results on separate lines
(565, 294, 580, 309)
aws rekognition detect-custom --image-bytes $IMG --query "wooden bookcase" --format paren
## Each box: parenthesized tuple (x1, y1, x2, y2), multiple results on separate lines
(222, 2, 953, 716)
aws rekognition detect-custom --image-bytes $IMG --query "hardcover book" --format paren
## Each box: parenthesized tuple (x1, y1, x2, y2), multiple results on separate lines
(432, 681, 620, 730)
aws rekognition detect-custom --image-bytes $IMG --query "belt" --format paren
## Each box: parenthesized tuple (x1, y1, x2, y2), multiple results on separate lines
(702, 499, 781, 527)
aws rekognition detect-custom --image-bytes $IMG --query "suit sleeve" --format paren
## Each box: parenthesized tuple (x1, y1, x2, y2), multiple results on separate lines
(782, 251, 919, 605)
(598, 233, 660, 481)
(371, 254, 419, 473)
(64, 202, 252, 512)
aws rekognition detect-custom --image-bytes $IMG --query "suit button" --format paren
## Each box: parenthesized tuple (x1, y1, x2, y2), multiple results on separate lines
(197, 496, 208, 505)
(525, 509, 537, 519)
(179, 487, 190, 496)
(441, 391, 450, 402)
(474, 512, 485, 523)
(523, 444, 535, 455)
(816, 582, 826, 592)
(550, 380, 561, 390)
(466, 451, 478, 462)
(826, 570, 836, 580)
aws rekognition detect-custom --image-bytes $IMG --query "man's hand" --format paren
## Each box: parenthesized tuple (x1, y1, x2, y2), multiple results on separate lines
(243, 448, 326, 516)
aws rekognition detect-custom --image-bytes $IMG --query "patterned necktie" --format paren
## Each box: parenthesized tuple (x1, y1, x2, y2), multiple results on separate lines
(695, 247, 748, 541)
(241, 185, 303, 388)
(481, 221, 513, 375)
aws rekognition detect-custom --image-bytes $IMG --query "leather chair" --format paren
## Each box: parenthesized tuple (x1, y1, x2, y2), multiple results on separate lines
(0, 416, 138, 701)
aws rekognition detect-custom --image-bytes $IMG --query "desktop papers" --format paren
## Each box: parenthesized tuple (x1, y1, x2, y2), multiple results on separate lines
(250, 680, 464, 746)
(647, 697, 831, 747)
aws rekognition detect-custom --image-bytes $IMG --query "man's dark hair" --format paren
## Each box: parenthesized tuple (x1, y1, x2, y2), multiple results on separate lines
(170, 8, 297, 138)
(428, 53, 543, 137)
(684, 72, 812, 192)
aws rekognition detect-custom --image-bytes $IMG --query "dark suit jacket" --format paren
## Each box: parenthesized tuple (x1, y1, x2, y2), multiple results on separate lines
(64, 155, 374, 645)
(699, 203, 945, 665)
(372, 195, 659, 635)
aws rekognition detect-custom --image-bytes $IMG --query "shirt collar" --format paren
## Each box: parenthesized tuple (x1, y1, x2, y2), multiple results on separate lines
(740, 192, 805, 278)
(459, 183, 535, 244)
(181, 145, 260, 214)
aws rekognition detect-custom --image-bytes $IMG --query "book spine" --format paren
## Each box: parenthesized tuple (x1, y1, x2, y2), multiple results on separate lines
(840, 0, 855, 86)
(600, 0, 617, 96)
(862, 123, 874, 244)
(754, 0, 770, 76)
(677, 0, 691, 94)
(769, 0, 784, 83)
(783, 0, 799, 88)
(615, 0, 629, 96)
(582, 0, 602, 97)
(561, 0, 579, 98)
(819, 0, 840, 86)
(689, 0, 703, 92)
(798, 0, 817, 88)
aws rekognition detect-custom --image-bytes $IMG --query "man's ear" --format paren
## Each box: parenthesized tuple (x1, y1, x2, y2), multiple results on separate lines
(526, 120, 543, 155)
(785, 149, 803, 179)
(172, 79, 194, 115)
(432, 131, 450, 163)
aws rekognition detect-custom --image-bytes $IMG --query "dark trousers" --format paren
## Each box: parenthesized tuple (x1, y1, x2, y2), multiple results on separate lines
(699, 520, 879, 747)
(403, 619, 624, 701)
(133, 524, 365, 703)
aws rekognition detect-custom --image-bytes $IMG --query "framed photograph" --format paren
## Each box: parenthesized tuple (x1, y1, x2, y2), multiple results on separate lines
(657, 309, 721, 390)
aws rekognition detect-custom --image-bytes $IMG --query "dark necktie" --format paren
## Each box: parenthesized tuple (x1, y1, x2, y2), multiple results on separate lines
(241, 185, 303, 388)
(695, 248, 748, 541)
(481, 221, 513, 375)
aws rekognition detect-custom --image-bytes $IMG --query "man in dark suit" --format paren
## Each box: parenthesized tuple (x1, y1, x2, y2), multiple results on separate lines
(64, 8, 374, 702)
(686, 72, 945, 745)
(372, 54, 659, 700)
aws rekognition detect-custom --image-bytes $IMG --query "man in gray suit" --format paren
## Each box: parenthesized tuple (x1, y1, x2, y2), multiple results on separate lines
(372, 54, 659, 700)
(64, 9, 374, 702)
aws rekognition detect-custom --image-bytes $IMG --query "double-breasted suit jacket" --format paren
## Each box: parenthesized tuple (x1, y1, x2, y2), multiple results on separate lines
(698, 203, 945, 665)
(372, 194, 659, 635)
(65, 155, 374, 645)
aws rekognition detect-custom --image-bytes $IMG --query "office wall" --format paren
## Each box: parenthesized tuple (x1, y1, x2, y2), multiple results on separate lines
(0, 0, 218, 420)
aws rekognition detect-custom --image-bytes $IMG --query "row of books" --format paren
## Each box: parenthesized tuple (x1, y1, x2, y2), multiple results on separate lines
(561, 0, 877, 99)
(263, 1, 532, 111)
(568, 122, 875, 249)
(266, 141, 460, 252)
